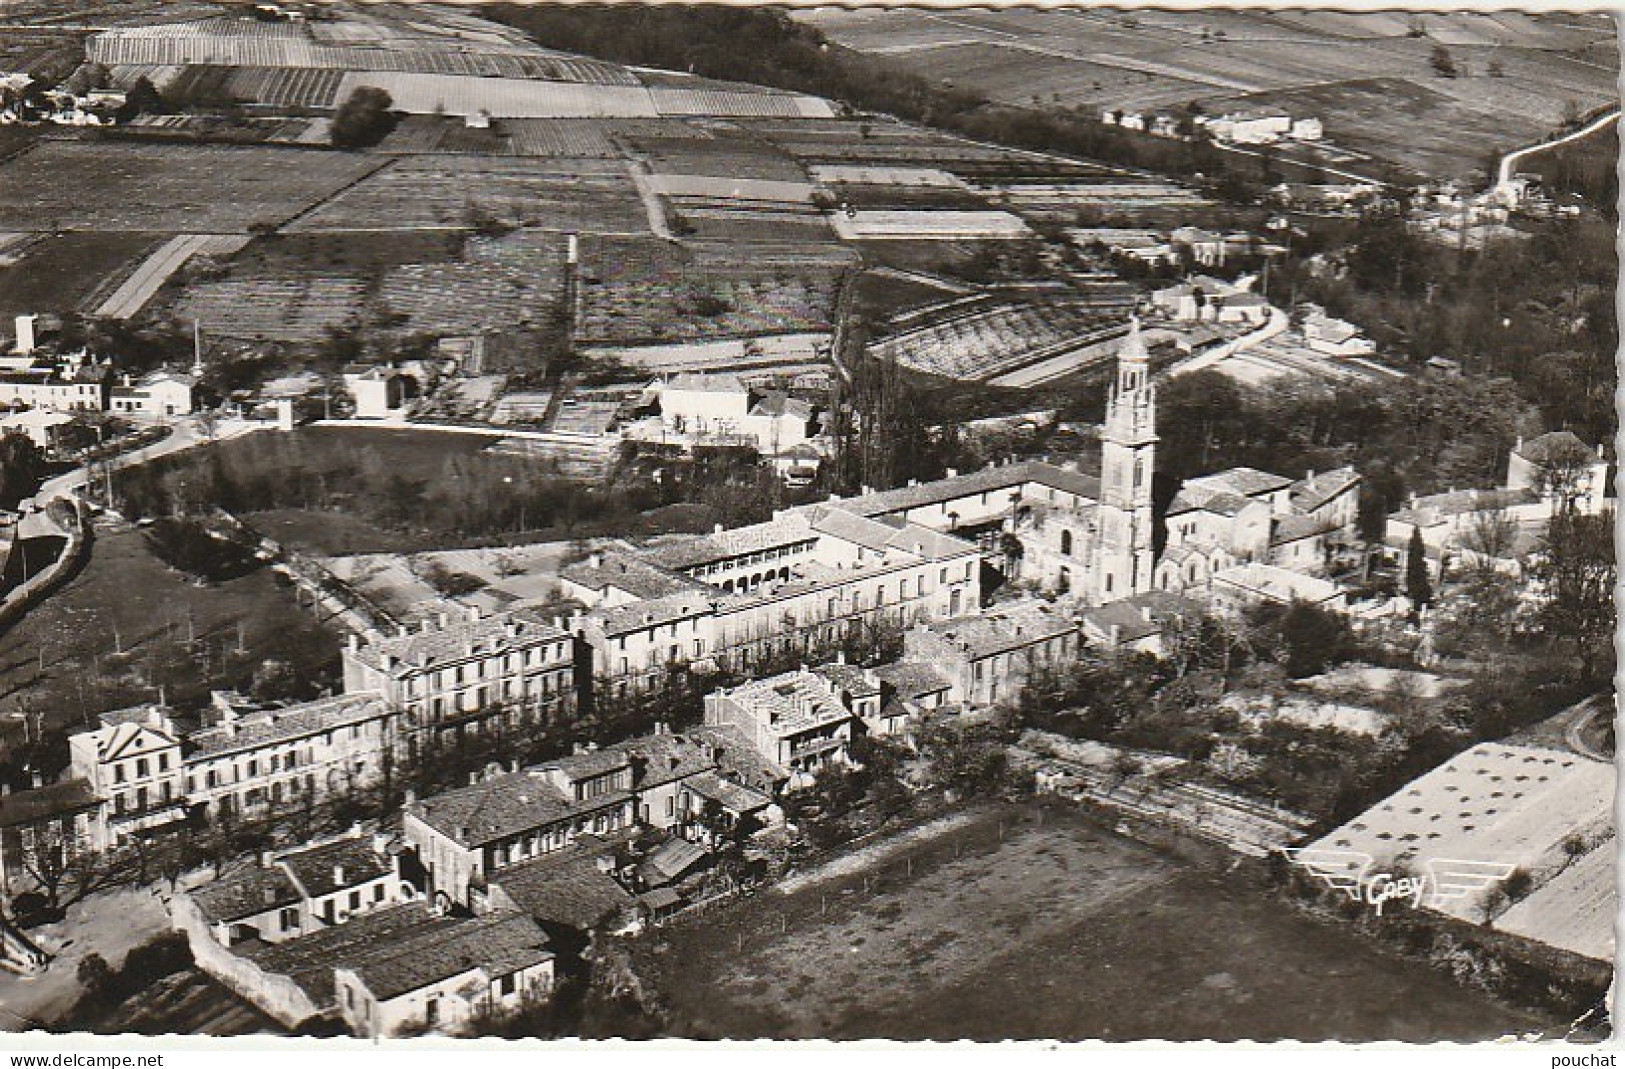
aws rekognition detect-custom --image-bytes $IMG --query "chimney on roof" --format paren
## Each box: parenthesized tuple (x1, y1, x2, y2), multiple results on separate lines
(260, 849, 275, 869)
(468, 771, 479, 786)
(333, 864, 346, 886)
(262, 887, 278, 906)
(397, 623, 409, 638)
(1306, 468, 1315, 482)
(404, 788, 416, 806)
(945, 467, 958, 479)
(589, 550, 604, 570)
(347, 633, 359, 652)
(467, 605, 480, 622)
(714, 523, 725, 534)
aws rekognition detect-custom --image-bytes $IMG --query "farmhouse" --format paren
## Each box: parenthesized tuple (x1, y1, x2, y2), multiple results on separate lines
(651, 372, 817, 454)
(1150, 276, 1269, 324)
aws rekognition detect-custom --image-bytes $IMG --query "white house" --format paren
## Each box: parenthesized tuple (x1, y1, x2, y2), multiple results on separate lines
(109, 371, 193, 418)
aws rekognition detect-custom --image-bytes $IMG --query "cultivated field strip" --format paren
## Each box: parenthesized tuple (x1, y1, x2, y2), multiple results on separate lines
(1494, 836, 1616, 961)
(285, 157, 650, 234)
(172, 277, 368, 342)
(91, 234, 251, 320)
(0, 142, 384, 233)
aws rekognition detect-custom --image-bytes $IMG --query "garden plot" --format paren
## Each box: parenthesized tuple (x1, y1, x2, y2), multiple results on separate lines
(574, 235, 846, 345)
(378, 262, 558, 337)
(172, 277, 367, 342)
(1494, 837, 1615, 962)
(286, 157, 650, 235)
(1310, 742, 1616, 923)
(869, 300, 1120, 381)
(0, 142, 384, 234)
(831, 210, 1031, 241)
(0, 231, 164, 322)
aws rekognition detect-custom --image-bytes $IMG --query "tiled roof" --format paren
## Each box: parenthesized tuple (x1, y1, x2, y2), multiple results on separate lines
(1290, 466, 1360, 514)
(540, 745, 632, 781)
(637, 512, 815, 571)
(186, 694, 389, 760)
(683, 770, 772, 815)
(828, 461, 1101, 520)
(811, 661, 881, 698)
(1270, 513, 1332, 546)
(916, 601, 1074, 660)
(665, 372, 746, 393)
(588, 591, 716, 638)
(637, 837, 707, 886)
(750, 392, 812, 420)
(609, 731, 716, 789)
(277, 836, 390, 901)
(408, 770, 626, 849)
(721, 669, 854, 737)
(350, 609, 566, 675)
(348, 910, 552, 1002)
(688, 725, 787, 791)
(488, 835, 636, 931)
(190, 864, 301, 925)
(243, 902, 453, 1008)
(873, 661, 953, 699)
(560, 551, 706, 600)
(1391, 486, 1539, 525)
(1514, 430, 1596, 465)
(0, 779, 101, 828)
(1193, 466, 1295, 498)
(1081, 591, 1203, 645)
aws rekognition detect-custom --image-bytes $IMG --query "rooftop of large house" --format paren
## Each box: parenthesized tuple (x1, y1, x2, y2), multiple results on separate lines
(610, 730, 717, 789)
(350, 608, 567, 675)
(1513, 429, 1602, 465)
(242, 902, 455, 1009)
(408, 768, 628, 849)
(1269, 513, 1334, 547)
(345, 909, 552, 1001)
(1212, 562, 1342, 605)
(914, 600, 1075, 660)
(688, 724, 788, 791)
(588, 590, 718, 639)
(873, 660, 954, 700)
(561, 550, 710, 601)
(811, 660, 882, 699)
(638, 512, 816, 572)
(823, 460, 1101, 520)
(1167, 486, 1255, 518)
(0, 778, 102, 829)
(722, 669, 854, 737)
(663, 371, 747, 394)
(1290, 466, 1361, 514)
(682, 770, 772, 816)
(1189, 466, 1296, 498)
(1080, 591, 1204, 645)
(187, 693, 390, 761)
(1391, 486, 1540, 526)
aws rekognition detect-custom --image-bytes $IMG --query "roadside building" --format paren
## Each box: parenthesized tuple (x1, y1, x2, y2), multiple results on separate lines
(108, 371, 194, 418)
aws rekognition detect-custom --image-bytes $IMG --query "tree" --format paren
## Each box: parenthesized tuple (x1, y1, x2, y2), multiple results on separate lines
(1430, 44, 1457, 78)
(329, 87, 399, 149)
(1530, 509, 1615, 681)
(1404, 526, 1432, 613)
(1524, 434, 1599, 513)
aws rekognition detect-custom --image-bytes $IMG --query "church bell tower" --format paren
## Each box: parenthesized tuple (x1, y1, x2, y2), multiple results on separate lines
(1093, 317, 1157, 603)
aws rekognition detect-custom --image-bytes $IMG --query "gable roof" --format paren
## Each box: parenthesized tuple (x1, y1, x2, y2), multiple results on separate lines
(277, 836, 391, 901)
(408, 770, 626, 849)
(350, 609, 566, 676)
(0, 779, 101, 829)
(346, 910, 553, 1002)
(1289, 466, 1361, 514)
(488, 835, 636, 931)
(1514, 430, 1598, 466)
(190, 864, 301, 925)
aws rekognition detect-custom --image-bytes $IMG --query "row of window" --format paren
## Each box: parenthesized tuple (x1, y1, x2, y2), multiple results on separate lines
(111, 750, 172, 785)
(402, 647, 566, 696)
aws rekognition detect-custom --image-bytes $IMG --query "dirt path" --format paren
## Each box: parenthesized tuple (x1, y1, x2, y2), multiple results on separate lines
(773, 809, 979, 896)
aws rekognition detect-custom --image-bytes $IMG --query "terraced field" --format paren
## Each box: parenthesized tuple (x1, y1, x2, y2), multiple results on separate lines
(285, 157, 650, 234)
(172, 277, 368, 342)
(870, 299, 1122, 380)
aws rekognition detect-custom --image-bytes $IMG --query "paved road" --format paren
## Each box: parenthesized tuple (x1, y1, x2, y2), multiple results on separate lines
(1562, 694, 1612, 763)
(1498, 109, 1620, 188)
(37, 417, 269, 503)
(1165, 305, 1289, 377)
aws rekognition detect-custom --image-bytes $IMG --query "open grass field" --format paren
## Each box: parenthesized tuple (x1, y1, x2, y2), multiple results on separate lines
(633, 803, 1543, 1041)
(802, 9, 1618, 179)
(0, 142, 385, 233)
(0, 231, 166, 321)
(0, 526, 339, 745)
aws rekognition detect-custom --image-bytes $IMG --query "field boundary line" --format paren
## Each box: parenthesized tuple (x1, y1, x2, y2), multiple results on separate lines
(773, 808, 981, 896)
(273, 155, 399, 232)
